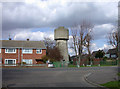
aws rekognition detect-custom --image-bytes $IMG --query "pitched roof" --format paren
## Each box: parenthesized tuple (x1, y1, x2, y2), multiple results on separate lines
(106, 48, 117, 54)
(0, 40, 46, 49)
(92, 51, 97, 55)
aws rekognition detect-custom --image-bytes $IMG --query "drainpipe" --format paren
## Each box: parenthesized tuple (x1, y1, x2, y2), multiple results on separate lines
(21, 41, 23, 66)
(18, 48, 20, 65)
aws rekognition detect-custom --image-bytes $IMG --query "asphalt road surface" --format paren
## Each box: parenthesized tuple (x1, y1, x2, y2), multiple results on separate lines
(2, 66, 118, 88)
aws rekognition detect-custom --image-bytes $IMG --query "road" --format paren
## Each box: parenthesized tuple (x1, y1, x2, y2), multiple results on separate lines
(2, 66, 118, 88)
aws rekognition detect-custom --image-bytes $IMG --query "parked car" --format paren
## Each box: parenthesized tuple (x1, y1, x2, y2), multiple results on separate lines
(48, 62, 54, 68)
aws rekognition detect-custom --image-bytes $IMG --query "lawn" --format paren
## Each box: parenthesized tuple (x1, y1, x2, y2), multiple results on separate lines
(68, 64, 77, 67)
(100, 72, 120, 89)
(100, 81, 120, 89)
(118, 73, 120, 76)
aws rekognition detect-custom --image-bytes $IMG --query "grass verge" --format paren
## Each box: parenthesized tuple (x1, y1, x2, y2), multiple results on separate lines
(67, 64, 117, 67)
(68, 64, 77, 67)
(117, 73, 120, 76)
(100, 81, 120, 89)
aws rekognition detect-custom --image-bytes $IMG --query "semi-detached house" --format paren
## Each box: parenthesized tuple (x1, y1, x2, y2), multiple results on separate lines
(0, 39, 46, 65)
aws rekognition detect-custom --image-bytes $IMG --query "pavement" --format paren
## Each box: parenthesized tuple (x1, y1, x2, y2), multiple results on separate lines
(1, 66, 119, 88)
(86, 67, 118, 85)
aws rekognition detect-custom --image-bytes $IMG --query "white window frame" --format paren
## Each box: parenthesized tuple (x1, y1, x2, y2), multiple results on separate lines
(111, 54, 116, 58)
(5, 59, 16, 65)
(36, 49, 42, 54)
(5, 48, 16, 53)
(105, 54, 110, 58)
(22, 48, 33, 54)
(22, 59, 33, 64)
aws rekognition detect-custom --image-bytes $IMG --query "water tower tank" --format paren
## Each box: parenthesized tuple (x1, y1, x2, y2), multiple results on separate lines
(54, 27, 69, 40)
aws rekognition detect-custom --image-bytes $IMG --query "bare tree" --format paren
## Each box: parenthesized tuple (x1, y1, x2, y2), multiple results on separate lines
(107, 28, 118, 55)
(43, 37, 55, 49)
(84, 32, 93, 65)
(43, 37, 63, 62)
(47, 47, 63, 62)
(71, 20, 94, 66)
(42, 47, 63, 62)
(71, 28, 78, 57)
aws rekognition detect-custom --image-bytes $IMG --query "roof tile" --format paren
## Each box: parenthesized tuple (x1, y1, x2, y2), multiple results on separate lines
(0, 40, 46, 49)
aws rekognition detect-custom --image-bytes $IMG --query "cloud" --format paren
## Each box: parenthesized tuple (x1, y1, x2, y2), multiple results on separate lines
(90, 43, 114, 53)
(93, 24, 114, 40)
(2, 28, 32, 40)
(90, 43, 98, 52)
(2, 1, 117, 31)
(98, 44, 114, 52)
(13, 30, 54, 41)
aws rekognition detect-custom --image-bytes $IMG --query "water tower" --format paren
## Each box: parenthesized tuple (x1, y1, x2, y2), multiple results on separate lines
(54, 26, 69, 62)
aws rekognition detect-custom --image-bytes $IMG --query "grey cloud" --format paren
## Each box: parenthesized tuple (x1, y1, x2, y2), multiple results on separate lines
(2, 1, 117, 39)
(2, 2, 117, 29)
(92, 24, 114, 40)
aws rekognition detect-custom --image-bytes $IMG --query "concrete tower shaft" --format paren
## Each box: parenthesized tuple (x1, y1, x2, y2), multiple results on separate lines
(54, 27, 69, 62)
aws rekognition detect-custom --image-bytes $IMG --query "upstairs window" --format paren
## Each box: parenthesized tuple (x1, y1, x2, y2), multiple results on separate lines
(5, 48, 16, 53)
(111, 54, 116, 58)
(22, 49, 32, 54)
(36, 49, 42, 54)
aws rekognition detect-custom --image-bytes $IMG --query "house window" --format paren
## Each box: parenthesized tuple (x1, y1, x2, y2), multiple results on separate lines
(5, 48, 16, 53)
(105, 54, 110, 58)
(22, 59, 33, 64)
(111, 55, 116, 58)
(22, 49, 33, 54)
(0, 58, 2, 64)
(0, 48, 1, 53)
(5, 59, 16, 65)
(36, 49, 42, 54)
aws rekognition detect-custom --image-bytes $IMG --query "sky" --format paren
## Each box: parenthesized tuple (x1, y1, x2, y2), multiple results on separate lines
(2, 0, 119, 56)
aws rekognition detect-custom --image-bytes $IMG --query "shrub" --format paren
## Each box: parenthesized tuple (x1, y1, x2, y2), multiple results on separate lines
(103, 56, 108, 61)
(22, 62, 26, 64)
(41, 56, 49, 63)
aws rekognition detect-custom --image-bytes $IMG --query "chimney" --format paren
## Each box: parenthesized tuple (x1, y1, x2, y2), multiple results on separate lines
(9, 38, 12, 40)
(27, 38, 29, 41)
(8, 34, 12, 40)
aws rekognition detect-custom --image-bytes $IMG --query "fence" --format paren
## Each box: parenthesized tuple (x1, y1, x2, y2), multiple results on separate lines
(99, 60, 118, 66)
(53, 60, 119, 68)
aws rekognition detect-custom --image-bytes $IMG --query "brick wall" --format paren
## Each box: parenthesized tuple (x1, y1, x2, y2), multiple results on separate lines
(72, 58, 101, 66)
(1, 48, 46, 64)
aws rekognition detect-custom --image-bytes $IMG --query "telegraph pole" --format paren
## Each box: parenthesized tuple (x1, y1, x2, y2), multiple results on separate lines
(118, 1, 120, 81)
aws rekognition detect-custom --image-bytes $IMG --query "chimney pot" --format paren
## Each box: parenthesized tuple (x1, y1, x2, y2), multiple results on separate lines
(27, 39, 29, 41)
(9, 38, 12, 40)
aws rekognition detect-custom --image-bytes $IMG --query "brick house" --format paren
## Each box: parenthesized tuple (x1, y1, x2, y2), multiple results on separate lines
(105, 48, 118, 59)
(0, 39, 46, 65)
